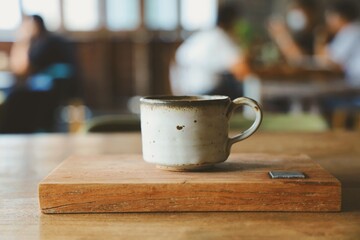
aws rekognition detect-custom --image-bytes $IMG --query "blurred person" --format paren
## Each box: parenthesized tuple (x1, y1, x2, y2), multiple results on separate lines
(268, 0, 360, 128)
(0, 15, 79, 133)
(10, 15, 78, 87)
(317, 0, 360, 128)
(170, 1, 250, 99)
(269, 0, 360, 85)
(317, 0, 360, 86)
(268, 0, 321, 65)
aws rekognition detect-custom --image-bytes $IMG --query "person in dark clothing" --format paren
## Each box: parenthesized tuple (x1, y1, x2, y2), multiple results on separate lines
(268, 0, 321, 64)
(28, 16, 76, 77)
(10, 15, 79, 94)
(287, 0, 320, 55)
(0, 15, 79, 133)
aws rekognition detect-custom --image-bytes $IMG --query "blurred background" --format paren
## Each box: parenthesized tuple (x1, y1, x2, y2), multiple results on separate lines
(0, 0, 359, 133)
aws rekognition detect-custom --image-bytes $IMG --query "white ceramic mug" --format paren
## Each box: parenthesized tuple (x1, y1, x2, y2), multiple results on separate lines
(140, 95, 262, 170)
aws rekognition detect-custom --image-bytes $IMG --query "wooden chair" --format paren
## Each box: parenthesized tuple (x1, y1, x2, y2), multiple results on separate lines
(331, 103, 360, 130)
(83, 114, 140, 133)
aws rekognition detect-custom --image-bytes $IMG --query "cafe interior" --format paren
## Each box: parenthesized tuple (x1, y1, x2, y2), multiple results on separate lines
(0, 0, 359, 133)
(2, 0, 360, 239)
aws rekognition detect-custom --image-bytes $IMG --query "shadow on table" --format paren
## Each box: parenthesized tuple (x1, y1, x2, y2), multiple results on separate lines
(342, 188, 360, 212)
(208, 162, 274, 172)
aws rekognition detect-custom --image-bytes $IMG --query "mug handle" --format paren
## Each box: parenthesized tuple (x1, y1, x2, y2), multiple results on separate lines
(227, 97, 263, 148)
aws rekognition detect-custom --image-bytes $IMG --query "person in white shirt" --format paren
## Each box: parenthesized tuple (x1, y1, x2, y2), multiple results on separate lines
(170, 1, 249, 98)
(316, 0, 360, 128)
(323, 0, 360, 86)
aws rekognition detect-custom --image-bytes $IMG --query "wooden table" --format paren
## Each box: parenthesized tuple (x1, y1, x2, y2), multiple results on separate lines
(1, 132, 360, 239)
(252, 65, 344, 80)
(249, 66, 350, 114)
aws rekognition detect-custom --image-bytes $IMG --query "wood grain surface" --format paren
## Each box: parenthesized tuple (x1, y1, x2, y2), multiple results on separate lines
(1, 132, 360, 239)
(39, 153, 340, 213)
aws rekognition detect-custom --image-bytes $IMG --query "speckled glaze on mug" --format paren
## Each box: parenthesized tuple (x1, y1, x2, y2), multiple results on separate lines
(140, 95, 262, 171)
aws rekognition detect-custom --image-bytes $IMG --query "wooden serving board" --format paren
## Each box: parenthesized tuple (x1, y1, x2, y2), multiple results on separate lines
(38, 153, 341, 213)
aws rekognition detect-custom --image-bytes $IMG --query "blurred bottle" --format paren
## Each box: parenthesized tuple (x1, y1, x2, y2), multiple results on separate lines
(60, 99, 91, 133)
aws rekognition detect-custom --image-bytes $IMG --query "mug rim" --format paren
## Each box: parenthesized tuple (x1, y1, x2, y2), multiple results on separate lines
(140, 95, 230, 105)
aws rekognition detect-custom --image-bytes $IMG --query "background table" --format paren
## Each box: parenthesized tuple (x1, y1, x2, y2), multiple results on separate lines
(1, 132, 360, 239)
